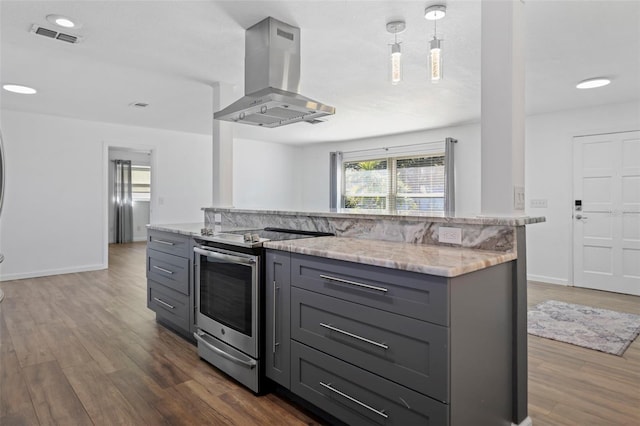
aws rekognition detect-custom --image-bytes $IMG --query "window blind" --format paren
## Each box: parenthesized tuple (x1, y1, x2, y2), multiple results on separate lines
(131, 165, 151, 201)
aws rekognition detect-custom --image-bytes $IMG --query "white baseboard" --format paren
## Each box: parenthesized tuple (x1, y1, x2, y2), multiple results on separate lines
(512, 416, 533, 426)
(0, 263, 107, 282)
(527, 274, 569, 286)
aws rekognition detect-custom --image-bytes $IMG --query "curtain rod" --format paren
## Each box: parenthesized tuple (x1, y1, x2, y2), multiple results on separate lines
(339, 139, 450, 155)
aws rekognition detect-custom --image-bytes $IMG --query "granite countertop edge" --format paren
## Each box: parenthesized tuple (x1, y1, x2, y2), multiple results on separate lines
(264, 236, 516, 278)
(147, 223, 204, 236)
(201, 208, 545, 226)
(147, 224, 517, 277)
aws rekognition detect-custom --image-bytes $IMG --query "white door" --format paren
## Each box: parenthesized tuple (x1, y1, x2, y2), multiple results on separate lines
(573, 131, 640, 296)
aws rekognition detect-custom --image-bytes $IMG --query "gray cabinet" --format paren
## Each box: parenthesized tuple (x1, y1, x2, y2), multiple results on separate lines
(264, 250, 291, 388)
(146, 229, 194, 338)
(266, 250, 515, 426)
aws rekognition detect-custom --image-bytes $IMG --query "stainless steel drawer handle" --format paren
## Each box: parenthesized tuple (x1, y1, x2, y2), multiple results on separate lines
(319, 274, 388, 293)
(153, 297, 175, 310)
(320, 323, 389, 350)
(194, 331, 257, 369)
(152, 265, 174, 275)
(154, 239, 175, 246)
(319, 382, 388, 419)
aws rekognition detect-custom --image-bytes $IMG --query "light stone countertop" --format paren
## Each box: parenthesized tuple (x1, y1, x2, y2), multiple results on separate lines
(146, 223, 205, 236)
(203, 207, 545, 226)
(264, 236, 517, 277)
(146, 223, 517, 277)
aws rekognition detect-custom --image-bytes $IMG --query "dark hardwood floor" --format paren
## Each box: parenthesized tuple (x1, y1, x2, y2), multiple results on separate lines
(0, 243, 322, 426)
(1, 242, 638, 425)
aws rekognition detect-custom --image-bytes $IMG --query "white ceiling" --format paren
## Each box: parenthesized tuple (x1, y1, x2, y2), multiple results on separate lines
(1, 1, 639, 145)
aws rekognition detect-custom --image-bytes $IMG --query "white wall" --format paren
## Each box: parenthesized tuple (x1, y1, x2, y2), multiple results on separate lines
(108, 148, 152, 243)
(524, 101, 640, 285)
(232, 138, 298, 210)
(0, 110, 212, 281)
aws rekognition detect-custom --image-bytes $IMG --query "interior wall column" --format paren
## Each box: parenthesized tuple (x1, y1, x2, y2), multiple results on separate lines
(212, 82, 235, 207)
(481, 0, 525, 216)
(480, 2, 530, 426)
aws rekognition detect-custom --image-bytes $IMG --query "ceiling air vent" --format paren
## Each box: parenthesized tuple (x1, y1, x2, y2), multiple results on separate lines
(30, 24, 82, 44)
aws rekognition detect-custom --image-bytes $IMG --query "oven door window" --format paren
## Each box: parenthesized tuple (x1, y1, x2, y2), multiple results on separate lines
(200, 258, 253, 337)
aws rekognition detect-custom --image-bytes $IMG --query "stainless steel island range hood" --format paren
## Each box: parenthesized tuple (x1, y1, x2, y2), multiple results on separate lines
(214, 17, 335, 128)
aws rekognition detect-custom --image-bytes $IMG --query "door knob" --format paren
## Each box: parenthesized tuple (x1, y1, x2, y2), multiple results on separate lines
(575, 214, 588, 220)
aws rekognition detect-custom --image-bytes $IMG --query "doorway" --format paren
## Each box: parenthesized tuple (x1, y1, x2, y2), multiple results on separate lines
(572, 130, 640, 296)
(108, 147, 152, 243)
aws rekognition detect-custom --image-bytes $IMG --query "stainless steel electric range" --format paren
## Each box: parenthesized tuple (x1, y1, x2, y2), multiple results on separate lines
(192, 227, 332, 393)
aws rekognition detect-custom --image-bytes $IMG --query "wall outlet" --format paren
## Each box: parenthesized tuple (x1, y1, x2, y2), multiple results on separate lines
(439, 227, 462, 245)
(530, 199, 548, 208)
(214, 213, 222, 223)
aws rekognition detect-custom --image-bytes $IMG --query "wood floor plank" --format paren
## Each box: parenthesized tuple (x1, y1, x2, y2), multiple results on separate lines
(63, 360, 157, 425)
(0, 348, 34, 418)
(153, 381, 232, 426)
(38, 321, 94, 369)
(22, 360, 93, 425)
(114, 328, 191, 389)
(4, 317, 56, 368)
(0, 407, 41, 426)
(176, 379, 258, 425)
(71, 324, 135, 374)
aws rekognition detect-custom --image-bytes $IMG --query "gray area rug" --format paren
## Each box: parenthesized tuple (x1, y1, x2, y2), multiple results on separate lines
(527, 300, 640, 356)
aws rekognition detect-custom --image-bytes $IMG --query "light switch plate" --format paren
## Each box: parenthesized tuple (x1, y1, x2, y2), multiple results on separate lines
(514, 186, 525, 210)
(214, 213, 222, 223)
(439, 227, 462, 245)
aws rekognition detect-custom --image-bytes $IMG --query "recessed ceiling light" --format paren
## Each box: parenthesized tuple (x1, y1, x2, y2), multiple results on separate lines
(2, 84, 37, 95)
(576, 78, 611, 89)
(46, 14, 80, 29)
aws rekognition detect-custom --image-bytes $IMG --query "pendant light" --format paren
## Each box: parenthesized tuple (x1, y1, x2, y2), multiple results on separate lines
(425, 5, 446, 83)
(386, 21, 406, 85)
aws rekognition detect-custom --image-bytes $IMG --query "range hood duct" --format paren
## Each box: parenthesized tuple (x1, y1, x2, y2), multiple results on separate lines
(214, 17, 335, 128)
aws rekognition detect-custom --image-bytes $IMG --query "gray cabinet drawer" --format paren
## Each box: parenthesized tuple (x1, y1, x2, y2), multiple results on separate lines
(147, 230, 190, 257)
(147, 249, 189, 295)
(291, 253, 449, 326)
(291, 341, 448, 426)
(147, 280, 189, 332)
(291, 287, 449, 402)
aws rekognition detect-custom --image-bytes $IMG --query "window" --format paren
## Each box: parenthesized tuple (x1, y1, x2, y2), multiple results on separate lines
(342, 154, 445, 214)
(131, 165, 151, 202)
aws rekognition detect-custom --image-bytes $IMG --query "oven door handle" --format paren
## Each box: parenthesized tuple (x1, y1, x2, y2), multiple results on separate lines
(194, 331, 257, 369)
(193, 247, 256, 265)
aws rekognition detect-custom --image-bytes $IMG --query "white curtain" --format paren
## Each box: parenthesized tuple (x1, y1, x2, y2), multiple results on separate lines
(113, 160, 133, 243)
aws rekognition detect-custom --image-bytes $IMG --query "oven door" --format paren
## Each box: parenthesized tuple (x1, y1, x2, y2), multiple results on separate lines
(194, 246, 259, 358)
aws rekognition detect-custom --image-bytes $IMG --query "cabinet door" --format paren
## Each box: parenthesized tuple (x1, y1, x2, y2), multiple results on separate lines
(264, 250, 291, 388)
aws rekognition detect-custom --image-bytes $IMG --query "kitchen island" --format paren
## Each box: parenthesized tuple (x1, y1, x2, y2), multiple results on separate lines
(148, 209, 542, 426)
